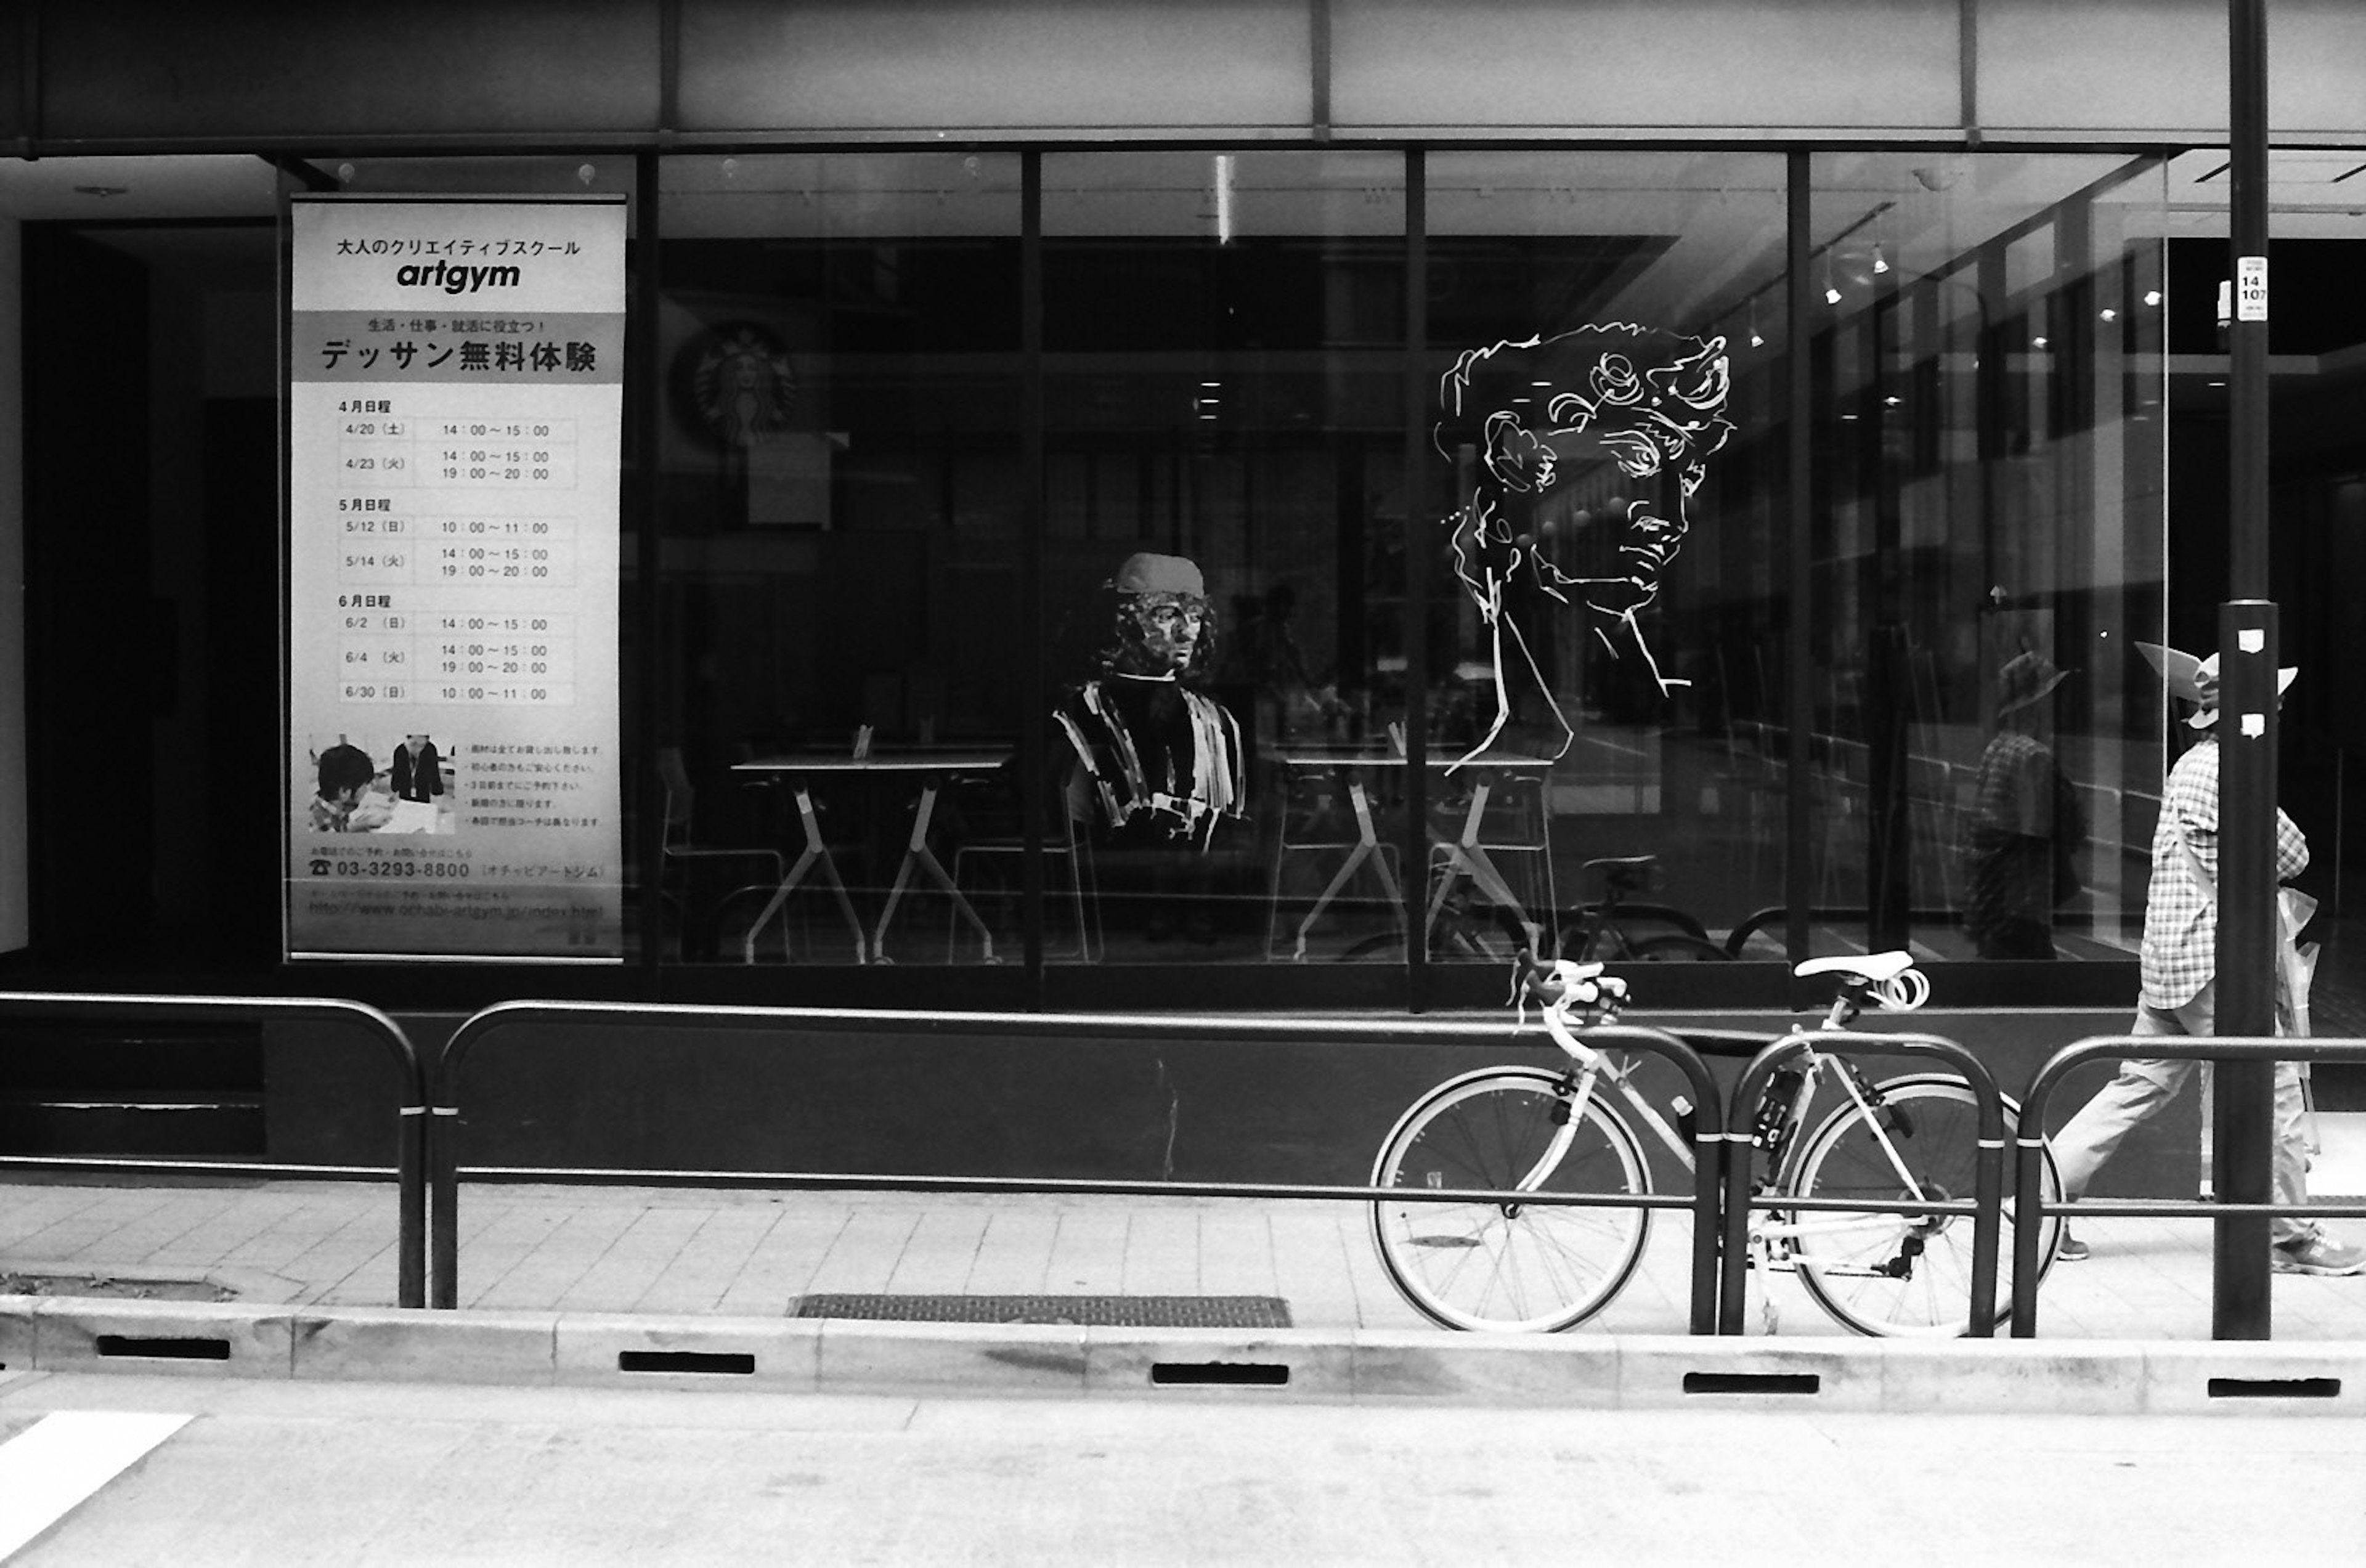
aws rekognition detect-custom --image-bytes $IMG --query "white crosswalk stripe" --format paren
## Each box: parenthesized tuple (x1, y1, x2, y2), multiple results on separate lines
(0, 1412, 191, 1561)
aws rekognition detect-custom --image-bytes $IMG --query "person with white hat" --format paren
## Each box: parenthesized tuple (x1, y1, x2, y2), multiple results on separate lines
(2047, 646, 2362, 1273)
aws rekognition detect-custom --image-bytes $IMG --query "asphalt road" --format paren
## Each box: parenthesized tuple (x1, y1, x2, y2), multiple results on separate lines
(2, 1370, 2360, 1564)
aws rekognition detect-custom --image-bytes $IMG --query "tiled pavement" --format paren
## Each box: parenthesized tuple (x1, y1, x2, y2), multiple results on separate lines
(6, 1139, 2365, 1342)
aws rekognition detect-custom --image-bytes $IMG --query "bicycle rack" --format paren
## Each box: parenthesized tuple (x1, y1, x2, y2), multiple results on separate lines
(431, 1002, 1726, 1333)
(0, 991, 429, 1309)
(1718, 1029, 2009, 1337)
(2012, 1034, 2366, 1338)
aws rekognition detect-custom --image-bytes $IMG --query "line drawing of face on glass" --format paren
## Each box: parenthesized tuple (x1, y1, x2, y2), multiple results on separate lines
(1436, 323, 1732, 767)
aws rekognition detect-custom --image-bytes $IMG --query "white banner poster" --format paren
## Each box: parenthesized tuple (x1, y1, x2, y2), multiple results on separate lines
(287, 196, 625, 960)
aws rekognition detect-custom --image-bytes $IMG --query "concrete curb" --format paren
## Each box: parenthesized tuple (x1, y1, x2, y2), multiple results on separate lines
(4, 1293, 2362, 1415)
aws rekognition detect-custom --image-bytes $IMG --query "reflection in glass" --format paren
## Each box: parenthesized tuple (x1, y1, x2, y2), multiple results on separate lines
(1810, 153, 2168, 963)
(1043, 151, 1407, 962)
(1422, 153, 1788, 964)
(655, 153, 1024, 965)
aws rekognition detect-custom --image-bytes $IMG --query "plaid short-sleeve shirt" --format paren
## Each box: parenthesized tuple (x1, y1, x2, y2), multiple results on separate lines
(2142, 733, 2310, 1009)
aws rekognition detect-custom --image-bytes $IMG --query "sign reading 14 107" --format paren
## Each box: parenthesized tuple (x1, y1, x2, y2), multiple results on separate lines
(2237, 255, 2268, 322)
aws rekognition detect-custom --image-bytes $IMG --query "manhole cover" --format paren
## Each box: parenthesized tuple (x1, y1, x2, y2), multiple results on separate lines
(0, 1271, 235, 1302)
(792, 1294, 1293, 1328)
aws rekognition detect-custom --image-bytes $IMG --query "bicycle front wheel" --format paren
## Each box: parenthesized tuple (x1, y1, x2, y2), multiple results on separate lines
(1783, 1074, 2063, 1338)
(1370, 1066, 1651, 1332)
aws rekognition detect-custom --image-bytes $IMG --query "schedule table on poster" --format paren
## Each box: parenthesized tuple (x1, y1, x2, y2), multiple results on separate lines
(731, 750, 1012, 963)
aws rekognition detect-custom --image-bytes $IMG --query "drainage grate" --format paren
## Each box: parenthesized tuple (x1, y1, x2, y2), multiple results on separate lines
(2, 1271, 235, 1303)
(792, 1294, 1293, 1328)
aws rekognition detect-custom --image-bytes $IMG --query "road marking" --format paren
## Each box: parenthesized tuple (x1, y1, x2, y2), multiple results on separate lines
(0, 1412, 191, 1561)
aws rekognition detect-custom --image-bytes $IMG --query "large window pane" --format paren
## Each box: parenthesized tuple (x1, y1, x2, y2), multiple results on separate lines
(1043, 151, 1406, 964)
(1809, 153, 2169, 964)
(1422, 152, 1787, 965)
(656, 153, 1022, 967)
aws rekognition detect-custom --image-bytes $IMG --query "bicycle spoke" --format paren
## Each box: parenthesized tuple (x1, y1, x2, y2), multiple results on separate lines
(1371, 1069, 1649, 1332)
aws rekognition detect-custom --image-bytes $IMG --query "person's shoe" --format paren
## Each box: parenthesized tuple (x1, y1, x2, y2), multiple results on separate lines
(2055, 1231, 2090, 1263)
(2272, 1233, 2366, 1277)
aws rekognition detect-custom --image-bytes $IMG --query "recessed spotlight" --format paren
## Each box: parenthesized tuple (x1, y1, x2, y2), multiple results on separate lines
(2144, 289, 2164, 307)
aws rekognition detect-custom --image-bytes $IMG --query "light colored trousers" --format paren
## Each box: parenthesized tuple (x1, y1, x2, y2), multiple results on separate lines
(2049, 981, 2318, 1246)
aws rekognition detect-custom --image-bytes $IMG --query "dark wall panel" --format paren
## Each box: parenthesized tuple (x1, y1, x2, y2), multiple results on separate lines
(37, 1, 660, 142)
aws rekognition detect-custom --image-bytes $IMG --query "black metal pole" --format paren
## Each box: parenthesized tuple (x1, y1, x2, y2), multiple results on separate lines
(1784, 151, 1813, 965)
(1021, 152, 1047, 1005)
(2213, 0, 2275, 1339)
(1402, 150, 1430, 1010)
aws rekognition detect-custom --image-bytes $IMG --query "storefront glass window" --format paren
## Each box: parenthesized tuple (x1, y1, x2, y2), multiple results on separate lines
(1041, 151, 1407, 964)
(1419, 152, 1788, 966)
(655, 152, 1023, 967)
(1808, 153, 2169, 964)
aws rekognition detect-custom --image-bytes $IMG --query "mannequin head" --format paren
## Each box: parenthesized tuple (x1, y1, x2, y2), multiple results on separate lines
(1105, 553, 1214, 677)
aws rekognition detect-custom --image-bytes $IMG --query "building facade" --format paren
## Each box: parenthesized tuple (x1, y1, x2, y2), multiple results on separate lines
(4, 0, 2365, 1034)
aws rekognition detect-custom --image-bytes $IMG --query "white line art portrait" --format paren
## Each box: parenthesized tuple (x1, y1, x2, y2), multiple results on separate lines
(1436, 323, 1733, 766)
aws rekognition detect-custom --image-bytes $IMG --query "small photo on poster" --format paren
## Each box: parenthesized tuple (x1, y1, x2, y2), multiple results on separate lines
(299, 732, 459, 836)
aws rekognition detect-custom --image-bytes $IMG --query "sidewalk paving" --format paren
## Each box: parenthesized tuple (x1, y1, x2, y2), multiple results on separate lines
(6, 1172, 2365, 1343)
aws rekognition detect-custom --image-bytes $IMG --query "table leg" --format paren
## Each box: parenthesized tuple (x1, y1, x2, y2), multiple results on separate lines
(741, 785, 866, 964)
(872, 782, 999, 962)
(1291, 778, 1402, 960)
(1424, 778, 1532, 939)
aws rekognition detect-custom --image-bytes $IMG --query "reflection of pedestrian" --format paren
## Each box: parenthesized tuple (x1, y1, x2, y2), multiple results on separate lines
(1962, 653, 2079, 959)
(309, 743, 391, 834)
(2049, 649, 2363, 1274)
(390, 734, 443, 803)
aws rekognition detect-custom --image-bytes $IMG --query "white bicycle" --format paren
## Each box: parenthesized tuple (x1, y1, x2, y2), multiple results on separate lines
(1370, 949, 2065, 1337)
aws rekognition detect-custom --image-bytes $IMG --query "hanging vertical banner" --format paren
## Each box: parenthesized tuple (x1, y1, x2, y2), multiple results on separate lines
(286, 195, 626, 961)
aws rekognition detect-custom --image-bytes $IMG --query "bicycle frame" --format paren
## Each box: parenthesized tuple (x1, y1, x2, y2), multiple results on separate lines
(1524, 965, 1967, 1285)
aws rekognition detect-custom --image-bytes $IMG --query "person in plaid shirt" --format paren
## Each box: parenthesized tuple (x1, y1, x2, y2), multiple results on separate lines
(2049, 652, 2364, 1273)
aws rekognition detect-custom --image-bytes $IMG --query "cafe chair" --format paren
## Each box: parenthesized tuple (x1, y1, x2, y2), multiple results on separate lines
(948, 764, 1100, 962)
(1266, 760, 1402, 961)
(657, 747, 789, 960)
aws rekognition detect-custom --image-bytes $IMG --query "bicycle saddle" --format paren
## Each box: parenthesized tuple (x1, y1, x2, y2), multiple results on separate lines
(1580, 854, 1658, 892)
(1794, 950, 1917, 985)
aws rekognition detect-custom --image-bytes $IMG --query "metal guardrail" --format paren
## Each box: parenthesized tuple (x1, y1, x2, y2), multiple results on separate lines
(0, 991, 428, 1309)
(2012, 1033, 2366, 1338)
(428, 1001, 1728, 1332)
(1718, 1030, 2010, 1337)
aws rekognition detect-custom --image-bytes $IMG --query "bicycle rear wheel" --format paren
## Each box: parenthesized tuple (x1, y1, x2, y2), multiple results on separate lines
(1783, 1074, 2062, 1337)
(1370, 1066, 1651, 1332)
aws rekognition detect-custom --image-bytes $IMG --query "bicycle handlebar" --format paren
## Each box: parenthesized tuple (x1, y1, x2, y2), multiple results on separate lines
(1510, 949, 1627, 1019)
